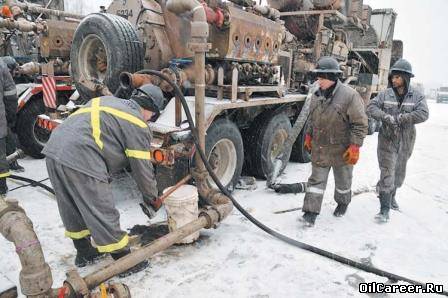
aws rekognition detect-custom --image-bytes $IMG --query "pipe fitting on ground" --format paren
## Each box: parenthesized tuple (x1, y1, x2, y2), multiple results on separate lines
(200, 190, 233, 227)
(0, 198, 53, 297)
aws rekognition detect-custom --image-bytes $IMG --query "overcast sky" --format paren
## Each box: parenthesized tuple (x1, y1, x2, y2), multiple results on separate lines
(67, 0, 447, 89)
(363, 0, 448, 89)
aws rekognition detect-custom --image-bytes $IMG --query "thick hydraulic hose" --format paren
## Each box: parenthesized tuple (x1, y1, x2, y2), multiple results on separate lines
(136, 69, 448, 296)
(268, 82, 319, 186)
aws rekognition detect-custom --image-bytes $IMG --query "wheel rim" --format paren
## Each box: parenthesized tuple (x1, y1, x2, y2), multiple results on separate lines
(33, 119, 51, 147)
(78, 34, 108, 83)
(207, 138, 237, 188)
(270, 129, 288, 163)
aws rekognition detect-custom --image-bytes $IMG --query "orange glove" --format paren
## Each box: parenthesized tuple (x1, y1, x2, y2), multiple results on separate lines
(1, 6, 13, 19)
(304, 134, 312, 152)
(343, 144, 360, 165)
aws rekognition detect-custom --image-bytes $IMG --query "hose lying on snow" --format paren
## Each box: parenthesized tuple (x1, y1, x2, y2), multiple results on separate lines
(136, 69, 448, 296)
(7, 73, 446, 294)
(8, 175, 55, 195)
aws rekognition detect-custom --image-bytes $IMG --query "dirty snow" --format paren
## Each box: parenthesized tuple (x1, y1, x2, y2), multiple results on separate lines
(1, 100, 447, 297)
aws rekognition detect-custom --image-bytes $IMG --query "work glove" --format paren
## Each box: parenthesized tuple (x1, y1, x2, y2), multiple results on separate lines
(304, 134, 312, 152)
(382, 114, 397, 126)
(139, 196, 161, 219)
(396, 113, 409, 126)
(343, 144, 360, 165)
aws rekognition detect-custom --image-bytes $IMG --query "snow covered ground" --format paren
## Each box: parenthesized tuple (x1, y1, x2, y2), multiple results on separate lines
(1, 100, 447, 297)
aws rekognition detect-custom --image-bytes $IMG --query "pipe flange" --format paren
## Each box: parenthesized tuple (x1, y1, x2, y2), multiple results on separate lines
(108, 283, 131, 298)
(199, 209, 214, 229)
(65, 269, 89, 297)
(188, 42, 211, 53)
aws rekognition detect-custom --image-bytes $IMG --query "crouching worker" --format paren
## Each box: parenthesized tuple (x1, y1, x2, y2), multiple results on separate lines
(43, 84, 164, 277)
(300, 57, 368, 226)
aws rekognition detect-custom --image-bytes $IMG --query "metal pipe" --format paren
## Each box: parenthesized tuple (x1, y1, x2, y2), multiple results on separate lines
(0, 198, 53, 297)
(6, 149, 24, 164)
(37, 0, 55, 19)
(166, 0, 206, 23)
(82, 201, 232, 290)
(0, 18, 45, 32)
(166, 0, 210, 190)
(8, 1, 85, 20)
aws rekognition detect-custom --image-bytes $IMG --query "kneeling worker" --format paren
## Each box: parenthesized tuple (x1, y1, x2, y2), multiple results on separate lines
(43, 84, 164, 276)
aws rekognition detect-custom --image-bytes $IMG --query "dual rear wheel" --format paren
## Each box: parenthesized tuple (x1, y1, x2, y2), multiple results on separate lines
(204, 114, 311, 190)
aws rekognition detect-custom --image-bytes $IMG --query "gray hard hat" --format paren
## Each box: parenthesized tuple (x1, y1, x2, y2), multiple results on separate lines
(313, 56, 342, 74)
(1, 56, 18, 71)
(390, 58, 414, 78)
(131, 84, 164, 114)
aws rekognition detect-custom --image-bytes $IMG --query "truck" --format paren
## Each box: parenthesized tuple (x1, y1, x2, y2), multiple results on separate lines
(436, 86, 448, 103)
(6, 0, 402, 192)
(0, 0, 81, 157)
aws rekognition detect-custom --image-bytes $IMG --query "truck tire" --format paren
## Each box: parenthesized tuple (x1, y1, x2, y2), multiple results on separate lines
(290, 119, 311, 163)
(246, 113, 292, 178)
(205, 118, 244, 190)
(16, 99, 48, 159)
(70, 13, 144, 101)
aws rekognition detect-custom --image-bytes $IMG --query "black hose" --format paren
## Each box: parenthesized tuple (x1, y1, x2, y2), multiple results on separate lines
(137, 69, 448, 295)
(9, 175, 55, 195)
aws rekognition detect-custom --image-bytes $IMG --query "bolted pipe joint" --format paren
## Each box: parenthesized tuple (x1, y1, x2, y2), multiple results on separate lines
(206, 191, 233, 221)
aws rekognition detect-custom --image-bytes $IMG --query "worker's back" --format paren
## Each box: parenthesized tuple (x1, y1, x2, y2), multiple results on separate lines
(43, 96, 152, 182)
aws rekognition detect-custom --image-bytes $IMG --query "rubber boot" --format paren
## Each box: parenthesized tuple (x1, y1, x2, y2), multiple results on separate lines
(302, 212, 318, 227)
(375, 192, 391, 222)
(73, 238, 104, 267)
(111, 248, 149, 278)
(0, 178, 7, 196)
(9, 160, 24, 172)
(333, 203, 348, 217)
(390, 188, 399, 210)
(273, 183, 306, 194)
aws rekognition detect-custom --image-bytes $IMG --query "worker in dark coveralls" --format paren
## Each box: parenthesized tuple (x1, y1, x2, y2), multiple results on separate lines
(0, 56, 24, 172)
(43, 84, 164, 276)
(0, 57, 19, 195)
(367, 59, 428, 222)
(300, 56, 368, 226)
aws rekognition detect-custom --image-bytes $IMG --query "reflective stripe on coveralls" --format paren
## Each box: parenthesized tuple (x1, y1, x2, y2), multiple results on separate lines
(64, 98, 150, 250)
(71, 97, 151, 156)
(0, 171, 10, 178)
(96, 234, 129, 253)
(65, 229, 91, 240)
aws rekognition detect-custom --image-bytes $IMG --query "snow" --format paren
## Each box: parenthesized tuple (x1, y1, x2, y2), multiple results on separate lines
(1, 100, 447, 297)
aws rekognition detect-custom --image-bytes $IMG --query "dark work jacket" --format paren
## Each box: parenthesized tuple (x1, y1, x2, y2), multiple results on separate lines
(43, 96, 158, 201)
(306, 81, 368, 167)
(0, 60, 17, 138)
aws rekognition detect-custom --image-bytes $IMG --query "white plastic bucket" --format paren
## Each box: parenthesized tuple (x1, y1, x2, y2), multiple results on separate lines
(163, 185, 200, 244)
